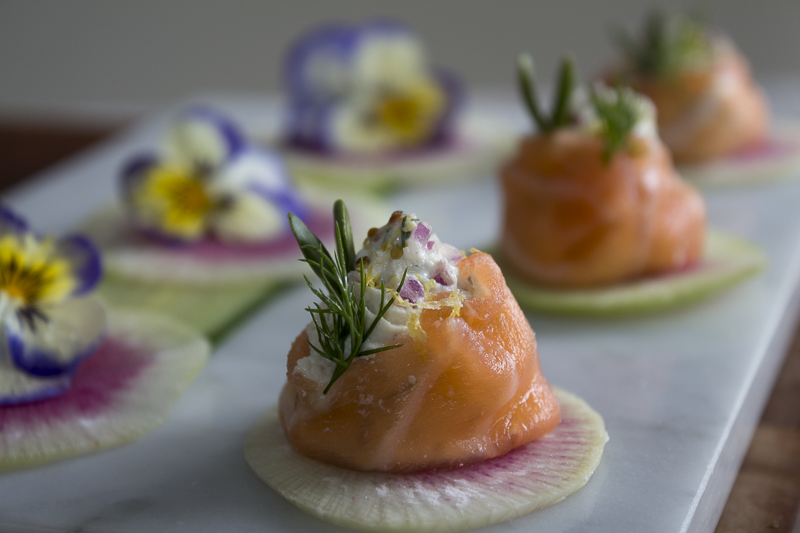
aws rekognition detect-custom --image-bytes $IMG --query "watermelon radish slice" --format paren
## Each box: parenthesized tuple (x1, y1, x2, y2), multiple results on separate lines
(81, 206, 335, 285)
(280, 112, 515, 194)
(244, 387, 606, 533)
(81, 199, 386, 339)
(678, 122, 800, 187)
(0, 309, 209, 471)
(493, 230, 765, 316)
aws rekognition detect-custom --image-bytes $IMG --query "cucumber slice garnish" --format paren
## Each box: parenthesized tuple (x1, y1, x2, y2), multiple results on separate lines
(493, 230, 765, 316)
(244, 387, 607, 533)
(679, 122, 800, 187)
(0, 310, 209, 471)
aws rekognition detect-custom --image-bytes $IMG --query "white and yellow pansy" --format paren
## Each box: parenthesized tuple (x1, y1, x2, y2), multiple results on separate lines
(284, 21, 460, 154)
(0, 206, 105, 405)
(123, 108, 306, 243)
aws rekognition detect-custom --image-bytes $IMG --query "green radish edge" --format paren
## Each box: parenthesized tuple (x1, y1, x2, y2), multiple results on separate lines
(281, 114, 516, 194)
(0, 309, 209, 471)
(678, 122, 800, 187)
(244, 388, 607, 533)
(490, 229, 766, 317)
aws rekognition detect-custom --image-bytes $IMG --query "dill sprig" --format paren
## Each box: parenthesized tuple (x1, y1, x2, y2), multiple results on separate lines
(590, 86, 641, 164)
(517, 53, 577, 133)
(612, 11, 712, 77)
(288, 200, 405, 394)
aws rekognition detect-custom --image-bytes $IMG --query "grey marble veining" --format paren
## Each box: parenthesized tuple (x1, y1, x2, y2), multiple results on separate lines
(1, 84, 800, 532)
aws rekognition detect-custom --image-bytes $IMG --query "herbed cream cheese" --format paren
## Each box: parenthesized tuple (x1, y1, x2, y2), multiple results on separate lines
(295, 211, 469, 386)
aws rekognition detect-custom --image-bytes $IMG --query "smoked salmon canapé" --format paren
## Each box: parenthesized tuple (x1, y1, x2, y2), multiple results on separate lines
(275, 20, 515, 194)
(496, 56, 765, 316)
(609, 12, 800, 185)
(244, 201, 608, 533)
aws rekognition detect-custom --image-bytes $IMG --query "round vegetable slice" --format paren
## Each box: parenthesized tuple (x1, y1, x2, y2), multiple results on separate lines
(494, 230, 765, 316)
(0, 310, 209, 471)
(81, 199, 386, 339)
(281, 112, 515, 194)
(244, 387, 607, 533)
(81, 207, 333, 285)
(678, 122, 800, 187)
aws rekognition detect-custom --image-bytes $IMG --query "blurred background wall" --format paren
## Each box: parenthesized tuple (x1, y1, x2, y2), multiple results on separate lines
(1, 0, 798, 121)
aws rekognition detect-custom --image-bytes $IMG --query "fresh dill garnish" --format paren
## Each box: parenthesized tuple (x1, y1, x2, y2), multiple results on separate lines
(516, 53, 577, 133)
(590, 86, 641, 164)
(288, 200, 406, 394)
(612, 11, 713, 77)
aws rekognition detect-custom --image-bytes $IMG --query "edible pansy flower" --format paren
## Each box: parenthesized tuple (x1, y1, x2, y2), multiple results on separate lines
(0, 206, 105, 405)
(122, 107, 307, 244)
(284, 20, 461, 154)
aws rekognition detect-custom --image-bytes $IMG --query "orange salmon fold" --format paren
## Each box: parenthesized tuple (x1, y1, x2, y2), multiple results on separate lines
(280, 252, 561, 473)
(501, 131, 705, 288)
(632, 51, 768, 163)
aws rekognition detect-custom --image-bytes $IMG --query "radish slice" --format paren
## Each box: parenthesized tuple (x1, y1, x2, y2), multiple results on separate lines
(679, 122, 800, 187)
(244, 388, 607, 533)
(81, 206, 333, 285)
(81, 199, 386, 338)
(280, 112, 515, 193)
(0, 310, 209, 471)
(494, 230, 765, 316)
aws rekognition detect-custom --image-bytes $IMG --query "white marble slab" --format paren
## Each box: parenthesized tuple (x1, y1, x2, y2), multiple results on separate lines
(2, 82, 800, 532)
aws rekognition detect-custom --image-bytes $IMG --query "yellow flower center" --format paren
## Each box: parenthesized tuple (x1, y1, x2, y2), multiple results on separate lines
(0, 235, 74, 306)
(376, 79, 446, 143)
(133, 166, 214, 239)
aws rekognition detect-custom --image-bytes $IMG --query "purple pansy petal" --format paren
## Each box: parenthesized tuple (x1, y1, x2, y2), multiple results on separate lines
(429, 67, 463, 145)
(399, 278, 425, 303)
(132, 227, 196, 247)
(120, 153, 159, 199)
(283, 100, 337, 152)
(7, 297, 106, 378)
(179, 106, 246, 159)
(0, 205, 29, 234)
(219, 148, 310, 219)
(56, 235, 103, 296)
(284, 24, 358, 99)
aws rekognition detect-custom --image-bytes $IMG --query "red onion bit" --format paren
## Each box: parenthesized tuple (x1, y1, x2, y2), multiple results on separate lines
(433, 262, 454, 286)
(426, 240, 435, 250)
(413, 223, 431, 245)
(399, 277, 425, 303)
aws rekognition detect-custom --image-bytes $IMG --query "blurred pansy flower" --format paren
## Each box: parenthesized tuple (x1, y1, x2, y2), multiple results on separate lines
(0, 206, 105, 405)
(284, 20, 461, 154)
(123, 108, 307, 244)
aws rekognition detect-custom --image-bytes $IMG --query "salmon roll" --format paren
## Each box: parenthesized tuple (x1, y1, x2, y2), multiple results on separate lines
(281, 202, 561, 473)
(611, 12, 768, 163)
(501, 56, 705, 288)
